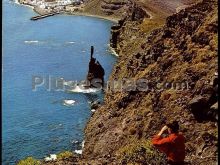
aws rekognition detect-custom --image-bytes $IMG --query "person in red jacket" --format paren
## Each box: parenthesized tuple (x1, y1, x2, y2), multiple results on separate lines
(152, 120, 185, 165)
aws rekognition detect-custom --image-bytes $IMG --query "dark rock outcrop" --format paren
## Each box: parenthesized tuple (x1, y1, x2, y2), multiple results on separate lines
(130, 3, 150, 21)
(86, 46, 105, 87)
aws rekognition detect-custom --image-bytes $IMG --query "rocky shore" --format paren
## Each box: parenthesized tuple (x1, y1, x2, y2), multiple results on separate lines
(17, 0, 218, 164)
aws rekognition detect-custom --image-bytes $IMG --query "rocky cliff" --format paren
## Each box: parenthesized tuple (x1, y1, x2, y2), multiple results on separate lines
(81, 0, 218, 164)
(82, 0, 152, 21)
(35, 0, 218, 164)
(82, 0, 198, 20)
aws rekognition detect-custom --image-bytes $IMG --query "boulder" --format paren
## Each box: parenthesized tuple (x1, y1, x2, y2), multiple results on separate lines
(189, 95, 207, 108)
(91, 100, 101, 109)
(189, 95, 208, 121)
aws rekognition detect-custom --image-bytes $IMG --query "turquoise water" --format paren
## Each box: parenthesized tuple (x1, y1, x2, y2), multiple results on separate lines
(2, 1, 116, 164)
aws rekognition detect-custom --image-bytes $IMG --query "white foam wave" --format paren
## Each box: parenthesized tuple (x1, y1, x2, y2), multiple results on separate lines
(24, 40, 48, 44)
(62, 99, 76, 106)
(44, 154, 57, 162)
(107, 44, 119, 57)
(67, 85, 100, 93)
(24, 40, 39, 44)
(74, 150, 82, 154)
(91, 109, 96, 113)
(24, 40, 78, 45)
(73, 140, 85, 155)
(65, 41, 75, 44)
(71, 140, 80, 144)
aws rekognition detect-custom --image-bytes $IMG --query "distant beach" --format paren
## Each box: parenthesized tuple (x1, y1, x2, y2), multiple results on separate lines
(15, 0, 119, 22)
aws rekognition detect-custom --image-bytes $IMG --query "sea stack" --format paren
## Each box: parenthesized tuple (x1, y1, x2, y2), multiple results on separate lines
(86, 46, 105, 88)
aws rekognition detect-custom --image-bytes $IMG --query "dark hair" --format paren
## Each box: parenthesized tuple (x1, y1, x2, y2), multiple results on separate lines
(167, 121, 179, 133)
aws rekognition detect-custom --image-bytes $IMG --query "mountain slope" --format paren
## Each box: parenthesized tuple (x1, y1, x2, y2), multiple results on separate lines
(82, 0, 218, 164)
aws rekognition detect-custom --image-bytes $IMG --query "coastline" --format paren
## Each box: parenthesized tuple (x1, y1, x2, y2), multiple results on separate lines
(14, 1, 119, 23)
(107, 44, 119, 57)
(14, 0, 120, 57)
(65, 11, 119, 23)
(14, 0, 34, 9)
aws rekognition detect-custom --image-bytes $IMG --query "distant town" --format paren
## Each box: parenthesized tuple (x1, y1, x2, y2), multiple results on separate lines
(18, 0, 86, 14)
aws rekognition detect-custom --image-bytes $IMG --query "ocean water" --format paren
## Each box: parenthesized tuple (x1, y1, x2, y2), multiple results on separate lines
(2, 1, 117, 164)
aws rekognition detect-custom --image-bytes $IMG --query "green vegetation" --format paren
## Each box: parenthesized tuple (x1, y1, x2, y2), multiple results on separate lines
(118, 140, 153, 156)
(116, 139, 166, 164)
(17, 151, 73, 165)
(17, 157, 41, 165)
(57, 151, 73, 159)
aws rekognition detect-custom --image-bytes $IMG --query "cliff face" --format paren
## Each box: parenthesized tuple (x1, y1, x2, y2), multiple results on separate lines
(82, 0, 152, 21)
(82, 0, 218, 164)
(82, 0, 198, 20)
(82, 0, 131, 20)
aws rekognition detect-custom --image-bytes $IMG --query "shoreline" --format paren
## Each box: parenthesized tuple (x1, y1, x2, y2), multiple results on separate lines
(107, 44, 119, 57)
(65, 11, 119, 23)
(14, 0, 120, 57)
(14, 0, 34, 9)
(14, 1, 119, 23)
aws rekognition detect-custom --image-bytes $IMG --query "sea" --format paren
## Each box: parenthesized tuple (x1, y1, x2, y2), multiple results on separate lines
(2, 0, 117, 164)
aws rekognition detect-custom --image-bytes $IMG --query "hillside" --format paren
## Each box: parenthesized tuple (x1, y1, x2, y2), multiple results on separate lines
(82, 0, 198, 20)
(81, 0, 218, 164)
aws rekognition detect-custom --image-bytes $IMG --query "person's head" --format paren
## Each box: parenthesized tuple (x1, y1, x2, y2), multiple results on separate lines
(166, 120, 179, 134)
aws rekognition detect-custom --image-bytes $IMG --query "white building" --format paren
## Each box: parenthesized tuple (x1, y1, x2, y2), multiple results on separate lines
(39, 4, 46, 8)
(56, 0, 75, 6)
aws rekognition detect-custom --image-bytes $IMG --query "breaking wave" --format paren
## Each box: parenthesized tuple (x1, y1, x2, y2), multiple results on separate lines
(65, 41, 75, 44)
(107, 44, 119, 57)
(62, 99, 76, 106)
(24, 40, 77, 46)
(74, 150, 82, 154)
(24, 40, 47, 44)
(24, 40, 39, 43)
(74, 140, 85, 155)
(66, 84, 101, 93)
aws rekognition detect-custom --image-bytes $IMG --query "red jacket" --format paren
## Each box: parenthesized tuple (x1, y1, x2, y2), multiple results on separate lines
(152, 133, 185, 162)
